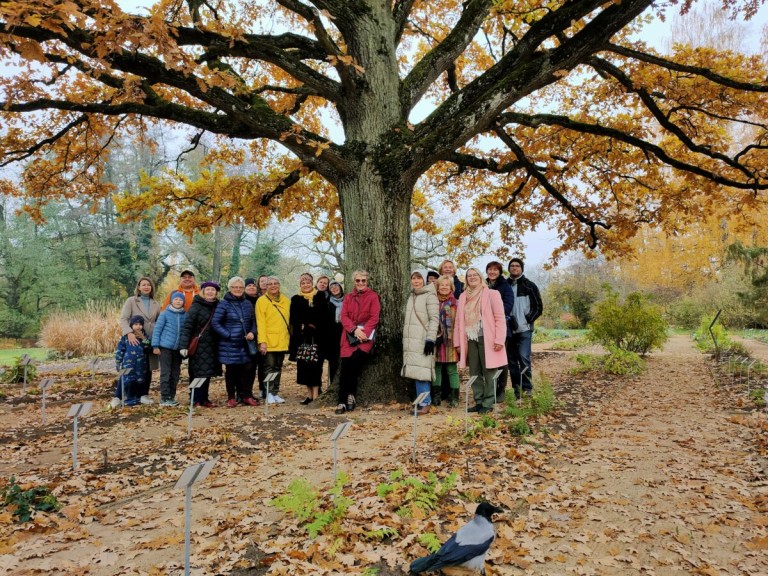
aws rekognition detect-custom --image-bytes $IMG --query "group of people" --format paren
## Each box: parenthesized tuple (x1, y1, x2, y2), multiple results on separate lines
(111, 258, 541, 415)
(112, 268, 380, 413)
(401, 258, 542, 414)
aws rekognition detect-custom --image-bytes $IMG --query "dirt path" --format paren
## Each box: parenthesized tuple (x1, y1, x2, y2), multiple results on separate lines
(500, 335, 768, 575)
(1, 335, 767, 575)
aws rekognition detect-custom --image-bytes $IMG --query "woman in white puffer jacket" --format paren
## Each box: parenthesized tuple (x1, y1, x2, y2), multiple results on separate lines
(401, 271, 439, 414)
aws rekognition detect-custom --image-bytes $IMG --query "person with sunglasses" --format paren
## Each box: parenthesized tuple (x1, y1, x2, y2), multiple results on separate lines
(335, 270, 380, 414)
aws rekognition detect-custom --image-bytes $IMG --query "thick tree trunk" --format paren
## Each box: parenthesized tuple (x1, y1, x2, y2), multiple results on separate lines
(337, 164, 413, 404)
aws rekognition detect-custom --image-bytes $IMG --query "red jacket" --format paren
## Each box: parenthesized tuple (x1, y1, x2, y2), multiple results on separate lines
(339, 288, 380, 357)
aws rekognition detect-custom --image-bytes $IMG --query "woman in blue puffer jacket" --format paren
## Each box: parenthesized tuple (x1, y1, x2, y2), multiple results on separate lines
(212, 277, 259, 407)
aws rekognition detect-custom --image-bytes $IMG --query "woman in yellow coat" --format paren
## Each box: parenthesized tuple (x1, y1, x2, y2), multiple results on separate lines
(256, 276, 291, 403)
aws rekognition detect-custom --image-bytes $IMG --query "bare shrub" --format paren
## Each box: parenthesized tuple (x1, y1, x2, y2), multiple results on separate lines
(38, 301, 121, 356)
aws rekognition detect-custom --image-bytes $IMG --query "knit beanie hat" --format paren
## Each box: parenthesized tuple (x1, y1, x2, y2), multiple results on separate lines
(200, 281, 221, 292)
(170, 291, 185, 303)
(129, 315, 145, 326)
(244, 278, 256, 287)
(508, 258, 524, 273)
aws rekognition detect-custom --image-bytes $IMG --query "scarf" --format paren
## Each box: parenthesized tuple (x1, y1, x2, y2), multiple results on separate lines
(464, 268, 485, 341)
(300, 289, 317, 304)
(329, 294, 344, 323)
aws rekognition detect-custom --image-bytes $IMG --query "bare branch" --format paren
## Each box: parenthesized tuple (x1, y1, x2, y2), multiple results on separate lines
(498, 111, 768, 192)
(493, 124, 609, 249)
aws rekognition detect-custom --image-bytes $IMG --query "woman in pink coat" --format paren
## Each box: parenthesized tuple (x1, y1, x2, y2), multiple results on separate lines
(454, 267, 507, 413)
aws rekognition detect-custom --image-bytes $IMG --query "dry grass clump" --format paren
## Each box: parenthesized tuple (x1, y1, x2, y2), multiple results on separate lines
(0, 338, 18, 350)
(39, 301, 122, 356)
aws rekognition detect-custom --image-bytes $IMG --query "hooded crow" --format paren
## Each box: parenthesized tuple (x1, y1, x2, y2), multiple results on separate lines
(409, 502, 504, 574)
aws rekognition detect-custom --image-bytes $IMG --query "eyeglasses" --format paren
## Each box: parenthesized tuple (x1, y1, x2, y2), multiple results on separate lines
(354, 279, 368, 284)
(231, 285, 244, 290)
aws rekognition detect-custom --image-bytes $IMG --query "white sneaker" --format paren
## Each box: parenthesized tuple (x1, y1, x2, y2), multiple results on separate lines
(266, 393, 277, 404)
(140, 395, 154, 405)
(108, 397, 121, 409)
(273, 394, 285, 404)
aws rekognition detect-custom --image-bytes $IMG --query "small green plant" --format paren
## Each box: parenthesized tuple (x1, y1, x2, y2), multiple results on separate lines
(465, 413, 499, 439)
(549, 336, 590, 350)
(601, 347, 645, 376)
(571, 349, 645, 376)
(418, 533, 442, 553)
(572, 353, 600, 374)
(363, 526, 399, 541)
(1, 357, 38, 384)
(693, 315, 730, 353)
(587, 288, 668, 355)
(377, 468, 457, 517)
(271, 473, 352, 539)
(508, 417, 532, 437)
(1, 476, 61, 522)
(748, 388, 766, 408)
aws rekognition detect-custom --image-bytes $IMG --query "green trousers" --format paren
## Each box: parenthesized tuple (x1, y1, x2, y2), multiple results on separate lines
(434, 362, 459, 390)
(466, 337, 496, 409)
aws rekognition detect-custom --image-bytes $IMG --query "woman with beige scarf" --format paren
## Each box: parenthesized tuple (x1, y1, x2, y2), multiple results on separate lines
(289, 272, 327, 405)
(453, 268, 507, 413)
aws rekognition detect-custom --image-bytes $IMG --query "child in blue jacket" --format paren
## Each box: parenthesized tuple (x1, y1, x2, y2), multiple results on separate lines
(152, 291, 187, 406)
(111, 315, 150, 408)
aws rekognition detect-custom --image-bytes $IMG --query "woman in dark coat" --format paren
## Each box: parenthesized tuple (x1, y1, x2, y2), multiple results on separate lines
(324, 281, 345, 386)
(212, 276, 259, 407)
(486, 261, 515, 400)
(179, 281, 222, 407)
(289, 273, 327, 405)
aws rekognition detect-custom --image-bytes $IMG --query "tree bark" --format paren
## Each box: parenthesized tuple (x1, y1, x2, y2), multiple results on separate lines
(337, 163, 413, 404)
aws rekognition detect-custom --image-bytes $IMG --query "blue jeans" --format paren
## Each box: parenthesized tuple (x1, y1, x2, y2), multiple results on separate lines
(507, 330, 533, 395)
(415, 380, 431, 407)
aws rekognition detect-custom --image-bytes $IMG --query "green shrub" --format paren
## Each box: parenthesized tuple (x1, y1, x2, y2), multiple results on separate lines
(694, 315, 729, 353)
(572, 349, 645, 376)
(0, 356, 38, 384)
(602, 348, 645, 376)
(1, 476, 61, 522)
(588, 289, 668, 355)
(572, 353, 600, 374)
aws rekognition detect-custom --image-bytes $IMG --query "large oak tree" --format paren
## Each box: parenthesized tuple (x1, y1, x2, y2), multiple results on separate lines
(1, 0, 767, 400)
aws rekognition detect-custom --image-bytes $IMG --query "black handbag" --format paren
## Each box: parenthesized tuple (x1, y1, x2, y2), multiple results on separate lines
(245, 338, 259, 357)
(346, 331, 360, 346)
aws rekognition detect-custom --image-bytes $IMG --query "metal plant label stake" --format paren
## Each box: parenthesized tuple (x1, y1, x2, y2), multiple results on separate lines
(67, 402, 93, 471)
(412, 391, 430, 464)
(492, 369, 503, 408)
(20, 354, 31, 394)
(465, 375, 478, 434)
(116, 367, 133, 408)
(88, 358, 99, 381)
(329, 422, 351, 482)
(175, 459, 217, 576)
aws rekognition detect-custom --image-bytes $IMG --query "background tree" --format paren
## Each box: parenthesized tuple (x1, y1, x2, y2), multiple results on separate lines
(1, 0, 767, 399)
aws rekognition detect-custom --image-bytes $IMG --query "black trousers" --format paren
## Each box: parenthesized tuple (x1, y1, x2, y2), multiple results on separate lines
(224, 362, 254, 400)
(338, 349, 367, 405)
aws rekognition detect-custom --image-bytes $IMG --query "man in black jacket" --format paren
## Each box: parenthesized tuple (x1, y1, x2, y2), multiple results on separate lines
(507, 258, 543, 397)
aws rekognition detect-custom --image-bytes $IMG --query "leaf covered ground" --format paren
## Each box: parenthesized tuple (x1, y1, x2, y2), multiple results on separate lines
(1, 335, 767, 575)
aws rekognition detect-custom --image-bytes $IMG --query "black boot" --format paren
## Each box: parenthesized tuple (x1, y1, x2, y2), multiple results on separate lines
(431, 388, 441, 407)
(448, 388, 459, 408)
